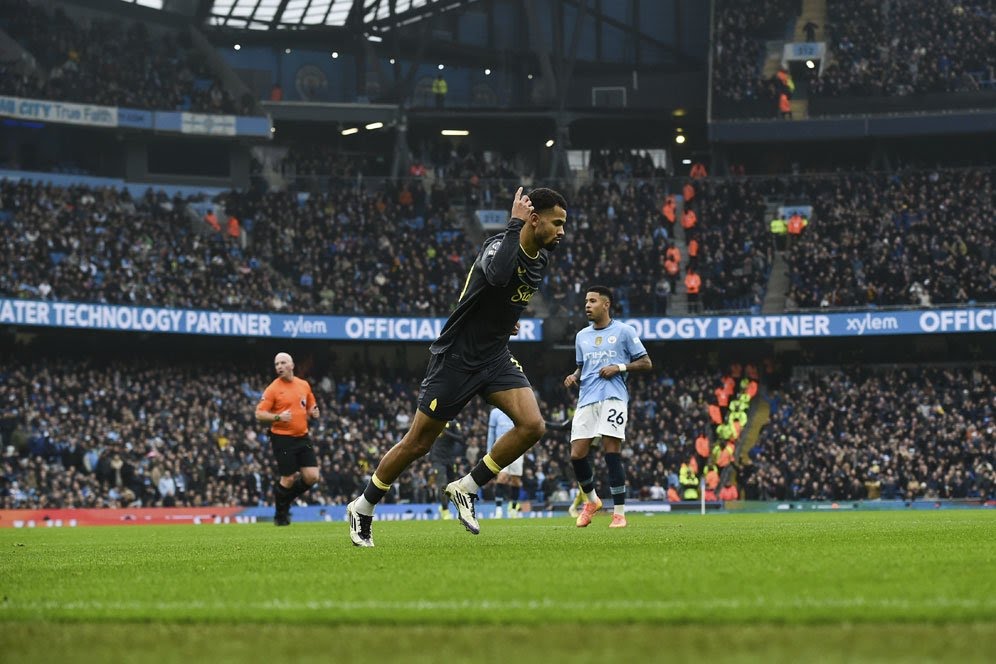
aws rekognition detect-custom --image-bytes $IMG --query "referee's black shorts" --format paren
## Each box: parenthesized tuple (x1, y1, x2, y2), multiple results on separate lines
(417, 349, 531, 421)
(270, 433, 318, 476)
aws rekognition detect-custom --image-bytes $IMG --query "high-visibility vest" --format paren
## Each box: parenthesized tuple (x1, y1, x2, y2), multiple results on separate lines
(714, 388, 729, 408)
(695, 435, 710, 458)
(770, 218, 787, 234)
(718, 443, 735, 467)
(679, 464, 699, 500)
(204, 211, 220, 231)
(787, 214, 807, 234)
(684, 272, 701, 294)
(704, 465, 720, 490)
(661, 196, 676, 222)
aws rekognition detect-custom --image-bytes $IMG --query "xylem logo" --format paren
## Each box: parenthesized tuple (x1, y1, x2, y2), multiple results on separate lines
(283, 316, 328, 338)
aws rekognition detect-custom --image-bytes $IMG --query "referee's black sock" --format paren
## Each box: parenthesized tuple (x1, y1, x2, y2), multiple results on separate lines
(288, 476, 313, 501)
(274, 482, 292, 511)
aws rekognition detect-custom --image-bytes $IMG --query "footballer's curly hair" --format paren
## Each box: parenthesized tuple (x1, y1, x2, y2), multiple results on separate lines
(526, 187, 568, 213)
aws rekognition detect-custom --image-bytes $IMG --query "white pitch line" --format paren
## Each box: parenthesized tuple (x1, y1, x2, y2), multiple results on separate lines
(2, 597, 994, 612)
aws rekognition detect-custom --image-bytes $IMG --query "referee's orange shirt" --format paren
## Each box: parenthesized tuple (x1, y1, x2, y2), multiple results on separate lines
(259, 376, 316, 437)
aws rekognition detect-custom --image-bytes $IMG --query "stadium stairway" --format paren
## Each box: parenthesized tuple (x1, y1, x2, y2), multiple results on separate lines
(737, 387, 772, 466)
(789, 98, 809, 119)
(793, 0, 827, 43)
(761, 200, 789, 313)
(761, 41, 786, 80)
(668, 193, 690, 316)
(762, 253, 790, 313)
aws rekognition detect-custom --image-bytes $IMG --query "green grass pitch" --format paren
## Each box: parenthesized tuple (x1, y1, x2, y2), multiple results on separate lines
(2, 510, 994, 662)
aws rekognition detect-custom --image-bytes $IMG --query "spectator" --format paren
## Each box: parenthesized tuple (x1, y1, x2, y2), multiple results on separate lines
(0, 2, 236, 114)
(432, 74, 448, 108)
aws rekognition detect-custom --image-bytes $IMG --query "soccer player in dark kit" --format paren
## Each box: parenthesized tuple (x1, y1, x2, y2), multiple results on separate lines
(347, 187, 568, 547)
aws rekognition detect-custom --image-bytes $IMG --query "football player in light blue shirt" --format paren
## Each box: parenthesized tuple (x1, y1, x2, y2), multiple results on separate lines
(564, 286, 651, 528)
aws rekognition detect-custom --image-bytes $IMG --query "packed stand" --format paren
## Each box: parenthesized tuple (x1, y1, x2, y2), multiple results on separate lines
(588, 149, 665, 181)
(0, 179, 473, 316)
(685, 178, 770, 312)
(0, 175, 773, 317)
(241, 184, 472, 315)
(0, 354, 725, 510)
(0, 0, 244, 114)
(711, 0, 797, 108)
(811, 0, 996, 99)
(0, 181, 289, 311)
(4, 354, 992, 510)
(784, 168, 996, 308)
(544, 177, 769, 318)
(742, 365, 996, 501)
(270, 146, 391, 189)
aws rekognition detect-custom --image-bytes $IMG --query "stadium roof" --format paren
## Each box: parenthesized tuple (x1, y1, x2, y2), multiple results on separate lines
(198, 0, 477, 31)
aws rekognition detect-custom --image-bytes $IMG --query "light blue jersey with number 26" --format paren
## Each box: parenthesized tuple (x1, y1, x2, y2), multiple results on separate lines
(575, 319, 647, 409)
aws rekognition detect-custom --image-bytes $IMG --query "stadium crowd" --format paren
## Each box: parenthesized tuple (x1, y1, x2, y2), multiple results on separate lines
(711, 0, 995, 118)
(711, 0, 796, 106)
(783, 168, 995, 309)
(4, 164, 995, 315)
(742, 366, 996, 501)
(588, 149, 665, 181)
(243, 185, 474, 315)
(0, 179, 475, 316)
(0, 0, 243, 114)
(811, 0, 996, 98)
(0, 181, 292, 312)
(0, 175, 761, 317)
(2, 354, 993, 510)
(0, 355, 723, 510)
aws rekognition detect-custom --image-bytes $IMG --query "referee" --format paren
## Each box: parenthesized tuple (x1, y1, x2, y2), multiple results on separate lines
(255, 352, 320, 526)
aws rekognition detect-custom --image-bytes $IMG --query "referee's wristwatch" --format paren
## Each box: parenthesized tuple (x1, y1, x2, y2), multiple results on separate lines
(273, 414, 281, 422)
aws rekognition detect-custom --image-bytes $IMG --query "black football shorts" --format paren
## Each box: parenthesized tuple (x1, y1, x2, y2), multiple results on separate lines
(417, 350, 531, 421)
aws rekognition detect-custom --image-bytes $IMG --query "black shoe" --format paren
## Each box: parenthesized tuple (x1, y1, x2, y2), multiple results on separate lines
(274, 507, 291, 526)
